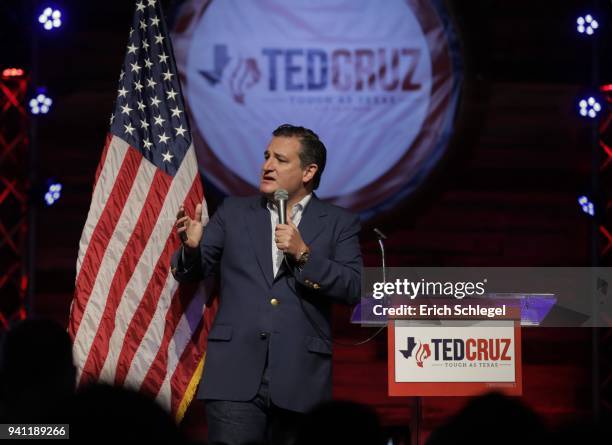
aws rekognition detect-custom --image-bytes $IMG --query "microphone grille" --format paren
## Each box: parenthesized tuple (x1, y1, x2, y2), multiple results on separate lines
(274, 189, 289, 201)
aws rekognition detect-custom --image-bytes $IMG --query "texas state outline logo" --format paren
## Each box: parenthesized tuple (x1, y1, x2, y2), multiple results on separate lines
(399, 336, 431, 368)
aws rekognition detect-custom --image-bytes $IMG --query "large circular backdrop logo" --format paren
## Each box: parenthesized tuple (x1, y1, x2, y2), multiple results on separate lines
(174, 0, 461, 214)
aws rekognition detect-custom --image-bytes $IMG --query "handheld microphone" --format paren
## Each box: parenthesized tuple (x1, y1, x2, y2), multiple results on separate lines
(274, 189, 289, 224)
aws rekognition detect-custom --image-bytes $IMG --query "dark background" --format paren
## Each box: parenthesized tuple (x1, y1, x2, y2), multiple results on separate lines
(2, 0, 611, 440)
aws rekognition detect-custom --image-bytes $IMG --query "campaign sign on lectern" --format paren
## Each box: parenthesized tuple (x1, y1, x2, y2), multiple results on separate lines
(388, 304, 522, 396)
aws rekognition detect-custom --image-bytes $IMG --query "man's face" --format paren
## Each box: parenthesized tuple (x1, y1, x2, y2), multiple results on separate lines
(259, 136, 308, 198)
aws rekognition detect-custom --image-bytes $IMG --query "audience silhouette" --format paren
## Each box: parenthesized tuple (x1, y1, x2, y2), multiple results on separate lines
(1, 318, 608, 445)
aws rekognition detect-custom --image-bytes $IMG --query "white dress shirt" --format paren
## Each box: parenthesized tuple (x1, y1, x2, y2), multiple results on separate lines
(267, 193, 312, 278)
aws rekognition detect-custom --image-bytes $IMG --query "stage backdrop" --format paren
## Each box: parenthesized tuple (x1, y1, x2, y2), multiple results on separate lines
(172, 0, 461, 215)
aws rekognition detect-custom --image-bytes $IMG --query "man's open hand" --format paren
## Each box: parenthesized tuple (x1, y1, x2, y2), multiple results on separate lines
(176, 203, 203, 251)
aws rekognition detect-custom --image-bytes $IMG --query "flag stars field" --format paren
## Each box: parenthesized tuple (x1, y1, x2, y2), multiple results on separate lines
(105, 0, 192, 174)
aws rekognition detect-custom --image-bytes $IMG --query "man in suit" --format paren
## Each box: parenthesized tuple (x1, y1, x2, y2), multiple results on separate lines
(171, 124, 362, 445)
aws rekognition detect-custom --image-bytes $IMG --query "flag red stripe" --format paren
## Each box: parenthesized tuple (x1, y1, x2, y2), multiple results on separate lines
(93, 133, 113, 191)
(169, 297, 218, 414)
(112, 231, 180, 387)
(169, 315, 205, 413)
(79, 168, 174, 384)
(138, 277, 201, 397)
(114, 174, 204, 386)
(69, 147, 143, 340)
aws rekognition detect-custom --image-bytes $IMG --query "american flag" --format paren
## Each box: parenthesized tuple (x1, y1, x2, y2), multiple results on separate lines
(68, 0, 216, 421)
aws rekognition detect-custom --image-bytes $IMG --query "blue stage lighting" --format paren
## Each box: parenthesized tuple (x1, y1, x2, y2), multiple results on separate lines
(38, 7, 62, 30)
(577, 14, 599, 35)
(578, 195, 595, 216)
(29, 91, 53, 115)
(578, 97, 601, 118)
(44, 182, 63, 206)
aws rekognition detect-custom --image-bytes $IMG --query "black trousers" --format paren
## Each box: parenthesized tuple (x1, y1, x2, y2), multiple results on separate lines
(205, 356, 304, 445)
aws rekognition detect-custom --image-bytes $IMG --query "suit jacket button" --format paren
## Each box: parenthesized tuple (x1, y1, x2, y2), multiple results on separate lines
(260, 332, 268, 340)
(270, 298, 279, 306)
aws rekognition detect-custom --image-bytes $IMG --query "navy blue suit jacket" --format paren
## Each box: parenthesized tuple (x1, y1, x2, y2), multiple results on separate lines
(171, 194, 362, 412)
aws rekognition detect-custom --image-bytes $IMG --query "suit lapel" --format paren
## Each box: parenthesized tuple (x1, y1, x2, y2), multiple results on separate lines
(297, 194, 328, 246)
(246, 197, 274, 287)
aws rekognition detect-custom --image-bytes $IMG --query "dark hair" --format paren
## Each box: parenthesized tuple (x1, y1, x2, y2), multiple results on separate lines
(272, 124, 327, 190)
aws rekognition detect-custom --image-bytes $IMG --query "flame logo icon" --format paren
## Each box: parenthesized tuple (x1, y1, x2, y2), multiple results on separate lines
(229, 57, 261, 104)
(414, 343, 431, 368)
